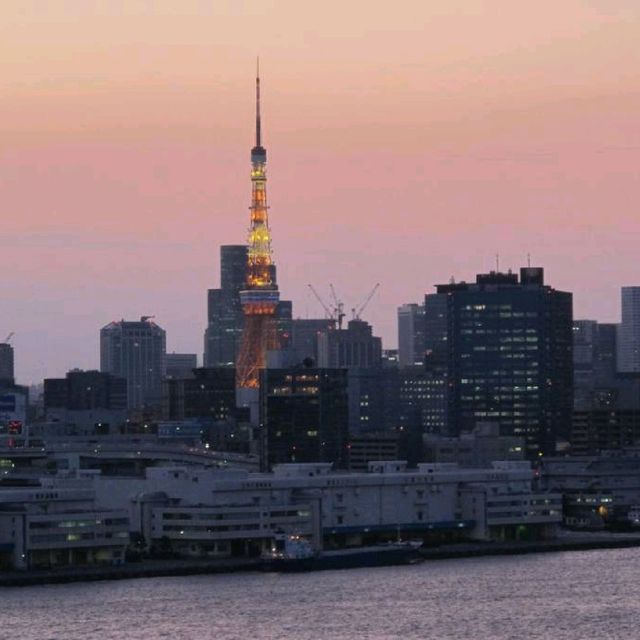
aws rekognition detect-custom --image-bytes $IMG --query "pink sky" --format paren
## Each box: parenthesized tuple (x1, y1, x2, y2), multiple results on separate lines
(2, 1, 640, 382)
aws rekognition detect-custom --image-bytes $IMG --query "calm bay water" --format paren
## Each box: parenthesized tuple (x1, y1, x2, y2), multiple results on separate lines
(2, 549, 637, 640)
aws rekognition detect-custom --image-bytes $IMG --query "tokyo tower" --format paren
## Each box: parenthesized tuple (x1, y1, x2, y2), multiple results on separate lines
(236, 63, 280, 389)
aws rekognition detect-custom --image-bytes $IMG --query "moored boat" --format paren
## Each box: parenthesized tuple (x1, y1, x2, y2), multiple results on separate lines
(261, 534, 423, 572)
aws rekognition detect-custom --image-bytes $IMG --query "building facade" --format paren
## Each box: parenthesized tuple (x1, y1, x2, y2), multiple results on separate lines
(260, 366, 349, 470)
(398, 303, 425, 368)
(317, 319, 382, 369)
(204, 245, 248, 368)
(165, 353, 198, 379)
(90, 460, 561, 556)
(0, 342, 15, 384)
(617, 287, 640, 373)
(290, 318, 336, 364)
(0, 479, 129, 570)
(425, 267, 573, 456)
(162, 367, 236, 423)
(573, 320, 618, 410)
(100, 317, 166, 410)
(44, 370, 127, 412)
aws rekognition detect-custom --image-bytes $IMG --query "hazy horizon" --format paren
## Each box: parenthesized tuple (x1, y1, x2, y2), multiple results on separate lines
(3, 1, 640, 383)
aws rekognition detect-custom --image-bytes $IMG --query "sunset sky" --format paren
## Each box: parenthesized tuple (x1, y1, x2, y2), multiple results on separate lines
(2, 0, 640, 382)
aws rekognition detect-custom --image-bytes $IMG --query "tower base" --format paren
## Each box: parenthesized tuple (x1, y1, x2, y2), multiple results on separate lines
(236, 313, 278, 388)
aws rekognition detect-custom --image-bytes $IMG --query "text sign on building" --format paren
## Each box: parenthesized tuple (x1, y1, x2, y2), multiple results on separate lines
(0, 393, 26, 426)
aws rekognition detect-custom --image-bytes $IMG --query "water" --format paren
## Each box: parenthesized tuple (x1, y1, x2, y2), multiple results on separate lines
(2, 549, 637, 640)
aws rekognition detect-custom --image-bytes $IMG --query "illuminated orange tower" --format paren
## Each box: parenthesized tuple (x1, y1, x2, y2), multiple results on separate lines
(236, 63, 280, 388)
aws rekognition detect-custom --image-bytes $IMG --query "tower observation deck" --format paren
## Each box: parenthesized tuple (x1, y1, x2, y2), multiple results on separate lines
(236, 63, 280, 388)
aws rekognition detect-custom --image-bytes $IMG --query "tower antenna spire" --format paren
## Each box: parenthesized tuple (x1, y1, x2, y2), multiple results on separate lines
(255, 56, 261, 148)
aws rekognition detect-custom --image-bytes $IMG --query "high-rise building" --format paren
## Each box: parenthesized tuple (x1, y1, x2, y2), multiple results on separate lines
(236, 67, 281, 389)
(163, 368, 236, 422)
(315, 319, 384, 438)
(397, 303, 425, 368)
(204, 245, 248, 368)
(573, 320, 619, 410)
(290, 318, 336, 363)
(44, 370, 127, 411)
(165, 353, 198, 380)
(617, 287, 640, 373)
(274, 300, 293, 352)
(398, 365, 448, 435)
(100, 317, 166, 410)
(0, 342, 15, 385)
(260, 366, 349, 470)
(425, 267, 573, 456)
(204, 245, 291, 370)
(346, 367, 398, 435)
(317, 319, 382, 369)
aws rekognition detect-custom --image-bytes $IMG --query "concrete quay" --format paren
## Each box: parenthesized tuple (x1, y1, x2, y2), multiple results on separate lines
(418, 531, 640, 560)
(3, 532, 640, 587)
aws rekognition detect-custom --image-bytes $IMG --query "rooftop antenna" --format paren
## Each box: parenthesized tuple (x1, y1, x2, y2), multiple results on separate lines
(495, 252, 500, 272)
(527, 253, 531, 268)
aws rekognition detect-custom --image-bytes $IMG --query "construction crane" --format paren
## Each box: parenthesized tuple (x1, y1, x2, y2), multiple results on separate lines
(307, 285, 333, 319)
(307, 284, 346, 329)
(3, 332, 14, 344)
(329, 284, 346, 329)
(352, 283, 380, 320)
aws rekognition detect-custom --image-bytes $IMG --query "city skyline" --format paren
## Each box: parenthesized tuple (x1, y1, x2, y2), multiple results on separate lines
(3, 1, 640, 382)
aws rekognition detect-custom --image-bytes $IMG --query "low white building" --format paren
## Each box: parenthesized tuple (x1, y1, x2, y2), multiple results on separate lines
(0, 478, 129, 570)
(89, 459, 561, 557)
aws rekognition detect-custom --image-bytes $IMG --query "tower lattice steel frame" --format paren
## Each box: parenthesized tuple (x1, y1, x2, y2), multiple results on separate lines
(236, 62, 280, 388)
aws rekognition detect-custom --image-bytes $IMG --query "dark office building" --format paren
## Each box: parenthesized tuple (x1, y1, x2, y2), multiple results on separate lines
(571, 409, 640, 455)
(397, 303, 425, 368)
(204, 245, 248, 368)
(425, 267, 573, 457)
(165, 353, 198, 380)
(0, 343, 15, 384)
(204, 245, 292, 367)
(290, 318, 336, 363)
(317, 319, 382, 369)
(347, 367, 399, 435)
(569, 320, 640, 454)
(44, 370, 127, 411)
(573, 320, 618, 410)
(162, 368, 236, 422)
(260, 366, 349, 470)
(100, 317, 166, 410)
(274, 300, 293, 351)
(347, 432, 400, 471)
(398, 365, 448, 435)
